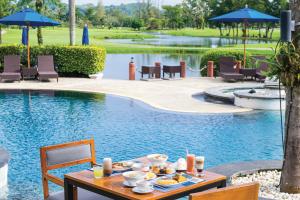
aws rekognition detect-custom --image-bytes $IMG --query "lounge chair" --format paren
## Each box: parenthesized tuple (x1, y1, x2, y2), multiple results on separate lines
(218, 57, 244, 81)
(189, 182, 259, 200)
(254, 56, 269, 82)
(40, 139, 111, 200)
(0, 55, 21, 82)
(38, 55, 58, 82)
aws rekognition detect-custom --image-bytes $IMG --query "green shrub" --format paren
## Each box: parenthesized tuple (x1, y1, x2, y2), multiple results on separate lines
(0, 45, 106, 76)
(200, 49, 252, 76)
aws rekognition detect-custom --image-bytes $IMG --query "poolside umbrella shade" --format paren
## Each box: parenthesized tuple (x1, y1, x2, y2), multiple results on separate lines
(82, 24, 89, 45)
(22, 27, 28, 45)
(209, 6, 279, 67)
(0, 8, 60, 68)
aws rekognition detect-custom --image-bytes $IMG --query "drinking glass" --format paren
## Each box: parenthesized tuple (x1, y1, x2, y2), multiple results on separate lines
(93, 166, 103, 179)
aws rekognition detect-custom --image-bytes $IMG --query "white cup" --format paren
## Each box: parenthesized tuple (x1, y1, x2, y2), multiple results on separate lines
(136, 180, 152, 190)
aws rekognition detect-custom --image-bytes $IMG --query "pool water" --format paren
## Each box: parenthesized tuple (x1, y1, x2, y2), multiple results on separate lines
(0, 90, 282, 199)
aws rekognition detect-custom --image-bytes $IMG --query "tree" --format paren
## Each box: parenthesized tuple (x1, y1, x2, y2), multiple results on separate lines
(69, 0, 75, 45)
(131, 18, 143, 30)
(162, 5, 184, 29)
(0, 0, 15, 44)
(94, 0, 105, 26)
(182, 0, 210, 29)
(36, 0, 43, 45)
(278, 0, 300, 194)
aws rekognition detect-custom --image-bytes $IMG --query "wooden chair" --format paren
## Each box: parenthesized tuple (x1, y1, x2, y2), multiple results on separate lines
(40, 139, 110, 200)
(189, 182, 259, 200)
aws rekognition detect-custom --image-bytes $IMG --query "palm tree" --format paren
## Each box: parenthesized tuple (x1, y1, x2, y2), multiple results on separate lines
(278, 0, 300, 194)
(36, 0, 43, 45)
(69, 0, 75, 45)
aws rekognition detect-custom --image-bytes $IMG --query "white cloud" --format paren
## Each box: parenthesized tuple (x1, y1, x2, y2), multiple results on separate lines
(61, 0, 182, 6)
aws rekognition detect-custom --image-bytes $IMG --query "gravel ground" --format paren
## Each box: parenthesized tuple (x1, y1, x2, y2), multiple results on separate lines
(231, 170, 300, 200)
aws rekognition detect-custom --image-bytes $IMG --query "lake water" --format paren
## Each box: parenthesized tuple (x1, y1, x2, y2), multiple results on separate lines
(107, 33, 274, 48)
(104, 54, 203, 79)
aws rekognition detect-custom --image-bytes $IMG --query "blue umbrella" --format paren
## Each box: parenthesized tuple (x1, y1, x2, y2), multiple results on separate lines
(0, 8, 60, 68)
(22, 27, 28, 45)
(210, 5, 279, 66)
(82, 24, 89, 45)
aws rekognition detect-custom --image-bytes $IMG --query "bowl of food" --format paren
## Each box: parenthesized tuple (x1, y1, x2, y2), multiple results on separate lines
(147, 154, 168, 165)
(122, 171, 146, 185)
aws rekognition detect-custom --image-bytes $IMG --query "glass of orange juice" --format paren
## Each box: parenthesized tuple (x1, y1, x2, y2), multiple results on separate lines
(93, 165, 104, 179)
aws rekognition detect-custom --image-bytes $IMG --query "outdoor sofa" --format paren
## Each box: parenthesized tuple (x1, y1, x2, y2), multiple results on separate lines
(37, 55, 59, 82)
(0, 55, 22, 82)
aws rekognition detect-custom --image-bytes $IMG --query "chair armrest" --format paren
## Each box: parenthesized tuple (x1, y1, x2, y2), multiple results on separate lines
(46, 173, 64, 187)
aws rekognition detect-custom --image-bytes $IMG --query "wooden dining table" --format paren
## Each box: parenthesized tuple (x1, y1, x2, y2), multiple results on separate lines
(64, 157, 227, 200)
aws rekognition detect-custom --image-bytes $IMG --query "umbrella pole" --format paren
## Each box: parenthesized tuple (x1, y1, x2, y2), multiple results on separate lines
(27, 25, 30, 68)
(243, 21, 247, 68)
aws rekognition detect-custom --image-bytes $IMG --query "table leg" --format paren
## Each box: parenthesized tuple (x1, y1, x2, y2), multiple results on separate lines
(64, 178, 74, 200)
(217, 180, 227, 188)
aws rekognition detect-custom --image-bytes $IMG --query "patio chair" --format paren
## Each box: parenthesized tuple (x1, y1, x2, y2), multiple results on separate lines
(189, 182, 259, 200)
(40, 139, 111, 200)
(163, 65, 181, 79)
(0, 55, 21, 82)
(218, 57, 244, 81)
(253, 56, 269, 82)
(38, 55, 58, 82)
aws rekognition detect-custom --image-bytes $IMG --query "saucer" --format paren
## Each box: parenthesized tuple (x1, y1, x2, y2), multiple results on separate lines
(132, 186, 154, 194)
(123, 181, 136, 188)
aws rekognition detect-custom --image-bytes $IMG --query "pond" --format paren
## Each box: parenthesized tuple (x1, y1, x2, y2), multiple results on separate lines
(106, 33, 275, 48)
(0, 90, 282, 199)
(104, 54, 203, 79)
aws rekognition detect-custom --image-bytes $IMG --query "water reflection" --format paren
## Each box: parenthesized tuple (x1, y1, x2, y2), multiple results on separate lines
(104, 54, 203, 79)
(107, 33, 274, 48)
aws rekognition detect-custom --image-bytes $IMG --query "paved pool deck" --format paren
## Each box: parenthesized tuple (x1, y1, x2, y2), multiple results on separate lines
(0, 77, 263, 114)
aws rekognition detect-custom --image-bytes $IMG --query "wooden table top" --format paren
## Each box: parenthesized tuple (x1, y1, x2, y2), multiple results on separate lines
(65, 167, 226, 200)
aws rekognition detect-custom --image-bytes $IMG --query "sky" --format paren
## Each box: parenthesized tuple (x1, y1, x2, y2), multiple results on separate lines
(61, 0, 182, 6)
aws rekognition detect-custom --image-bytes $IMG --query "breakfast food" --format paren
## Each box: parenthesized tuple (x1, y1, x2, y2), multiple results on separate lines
(156, 179, 178, 185)
(145, 172, 156, 180)
(155, 173, 188, 186)
(112, 162, 131, 171)
(147, 154, 168, 164)
(151, 165, 174, 175)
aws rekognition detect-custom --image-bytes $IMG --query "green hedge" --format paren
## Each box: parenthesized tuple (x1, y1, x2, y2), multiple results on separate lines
(200, 49, 252, 76)
(0, 45, 106, 76)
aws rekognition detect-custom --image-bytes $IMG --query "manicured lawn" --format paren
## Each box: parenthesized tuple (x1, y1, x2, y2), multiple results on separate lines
(160, 28, 280, 41)
(1, 27, 274, 55)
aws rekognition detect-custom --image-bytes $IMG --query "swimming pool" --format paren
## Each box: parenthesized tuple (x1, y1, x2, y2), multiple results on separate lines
(0, 90, 282, 199)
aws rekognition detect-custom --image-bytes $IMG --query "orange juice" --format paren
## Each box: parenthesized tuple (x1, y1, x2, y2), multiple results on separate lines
(186, 154, 195, 174)
(94, 166, 103, 178)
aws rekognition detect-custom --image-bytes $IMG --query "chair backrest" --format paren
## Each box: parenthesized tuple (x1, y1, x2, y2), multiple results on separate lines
(4, 55, 21, 73)
(189, 182, 259, 200)
(38, 55, 55, 72)
(251, 56, 268, 72)
(219, 57, 236, 73)
(40, 139, 96, 199)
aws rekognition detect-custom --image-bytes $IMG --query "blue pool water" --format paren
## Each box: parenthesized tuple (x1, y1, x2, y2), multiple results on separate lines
(0, 90, 282, 199)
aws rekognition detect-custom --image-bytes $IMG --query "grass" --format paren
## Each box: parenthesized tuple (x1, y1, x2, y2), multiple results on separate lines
(1, 27, 275, 55)
(160, 28, 280, 41)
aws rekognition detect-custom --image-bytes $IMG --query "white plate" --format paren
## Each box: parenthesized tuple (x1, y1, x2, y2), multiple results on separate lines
(123, 181, 136, 187)
(132, 187, 154, 194)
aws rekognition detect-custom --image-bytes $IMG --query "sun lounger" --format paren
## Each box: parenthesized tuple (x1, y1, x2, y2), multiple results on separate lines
(40, 139, 111, 200)
(219, 57, 244, 81)
(37, 55, 58, 82)
(189, 182, 259, 200)
(0, 55, 21, 82)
